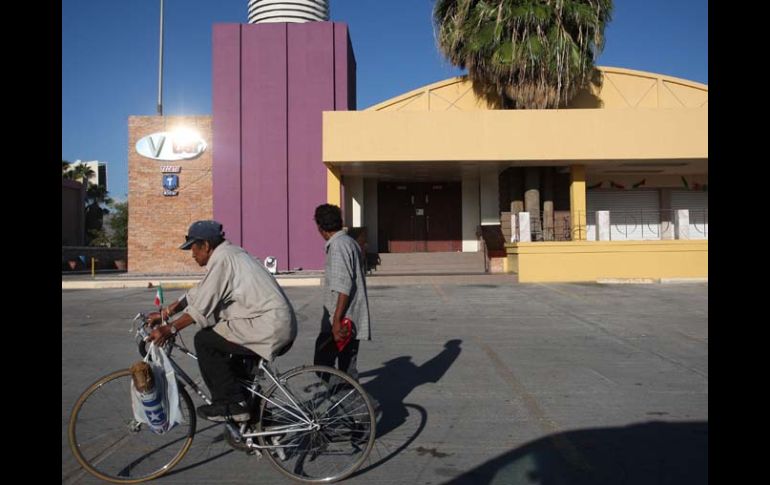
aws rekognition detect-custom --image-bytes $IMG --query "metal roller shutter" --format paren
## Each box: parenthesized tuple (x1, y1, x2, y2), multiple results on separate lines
(671, 190, 708, 239)
(586, 190, 661, 241)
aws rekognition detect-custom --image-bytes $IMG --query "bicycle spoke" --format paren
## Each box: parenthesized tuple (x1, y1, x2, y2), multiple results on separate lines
(257, 365, 375, 483)
(68, 370, 196, 483)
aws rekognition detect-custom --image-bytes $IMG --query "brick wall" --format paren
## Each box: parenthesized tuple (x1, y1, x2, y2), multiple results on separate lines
(128, 116, 213, 274)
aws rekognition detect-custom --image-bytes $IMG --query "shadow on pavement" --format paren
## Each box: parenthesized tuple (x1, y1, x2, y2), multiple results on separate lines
(441, 420, 708, 485)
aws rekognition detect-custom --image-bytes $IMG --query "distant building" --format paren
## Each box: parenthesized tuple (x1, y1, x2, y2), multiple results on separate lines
(70, 160, 107, 190)
(62, 179, 85, 246)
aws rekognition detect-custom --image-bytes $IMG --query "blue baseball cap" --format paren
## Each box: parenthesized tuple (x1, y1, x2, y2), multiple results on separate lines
(179, 220, 225, 250)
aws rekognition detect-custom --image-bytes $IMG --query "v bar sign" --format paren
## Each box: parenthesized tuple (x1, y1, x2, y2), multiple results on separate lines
(136, 130, 207, 161)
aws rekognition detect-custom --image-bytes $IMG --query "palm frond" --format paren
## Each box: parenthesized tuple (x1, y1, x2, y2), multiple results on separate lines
(434, 0, 613, 109)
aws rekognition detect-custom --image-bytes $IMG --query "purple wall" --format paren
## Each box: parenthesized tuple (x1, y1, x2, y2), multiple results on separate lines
(213, 22, 354, 271)
(242, 24, 289, 269)
(287, 23, 333, 271)
(212, 24, 243, 245)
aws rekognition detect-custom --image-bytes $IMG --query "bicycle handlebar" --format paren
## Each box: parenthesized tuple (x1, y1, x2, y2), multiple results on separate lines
(133, 312, 176, 357)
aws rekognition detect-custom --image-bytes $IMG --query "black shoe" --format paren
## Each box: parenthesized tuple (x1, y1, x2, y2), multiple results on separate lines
(197, 401, 251, 422)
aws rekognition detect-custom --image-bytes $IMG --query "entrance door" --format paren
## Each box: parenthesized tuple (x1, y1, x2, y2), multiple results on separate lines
(378, 182, 461, 252)
(424, 183, 461, 251)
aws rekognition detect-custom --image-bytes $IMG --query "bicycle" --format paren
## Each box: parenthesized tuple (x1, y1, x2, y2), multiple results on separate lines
(68, 313, 376, 484)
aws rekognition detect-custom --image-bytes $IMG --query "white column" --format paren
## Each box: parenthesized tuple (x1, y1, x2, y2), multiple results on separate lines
(364, 178, 378, 253)
(510, 212, 517, 242)
(596, 210, 610, 241)
(675, 209, 690, 240)
(344, 176, 364, 227)
(480, 168, 500, 225)
(462, 174, 480, 251)
(518, 212, 531, 242)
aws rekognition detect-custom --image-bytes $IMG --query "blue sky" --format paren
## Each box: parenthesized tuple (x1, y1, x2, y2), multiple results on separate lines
(62, 0, 708, 202)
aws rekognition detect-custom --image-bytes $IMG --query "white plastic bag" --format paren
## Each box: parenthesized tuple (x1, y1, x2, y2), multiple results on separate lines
(130, 342, 183, 434)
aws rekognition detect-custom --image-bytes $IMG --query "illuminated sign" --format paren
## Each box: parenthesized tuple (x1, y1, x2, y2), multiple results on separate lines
(136, 129, 207, 161)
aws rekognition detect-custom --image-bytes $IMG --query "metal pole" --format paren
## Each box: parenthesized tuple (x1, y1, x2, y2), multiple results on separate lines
(157, 0, 164, 116)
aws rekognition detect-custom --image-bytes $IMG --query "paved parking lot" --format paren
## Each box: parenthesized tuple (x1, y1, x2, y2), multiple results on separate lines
(62, 279, 707, 484)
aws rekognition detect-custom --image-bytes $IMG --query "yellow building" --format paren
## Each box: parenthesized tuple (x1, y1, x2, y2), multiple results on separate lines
(322, 67, 707, 282)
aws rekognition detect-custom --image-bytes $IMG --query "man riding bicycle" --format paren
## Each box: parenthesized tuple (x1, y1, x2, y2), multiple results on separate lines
(146, 220, 297, 423)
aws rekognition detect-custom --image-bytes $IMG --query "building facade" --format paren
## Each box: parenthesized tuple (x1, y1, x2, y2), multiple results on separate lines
(127, 12, 707, 281)
(62, 179, 86, 246)
(127, 115, 213, 273)
(323, 67, 708, 281)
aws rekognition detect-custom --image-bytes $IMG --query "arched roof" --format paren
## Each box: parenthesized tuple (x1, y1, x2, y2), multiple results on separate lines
(366, 66, 708, 112)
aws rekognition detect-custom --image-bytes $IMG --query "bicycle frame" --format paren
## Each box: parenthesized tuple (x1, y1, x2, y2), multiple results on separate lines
(162, 338, 318, 451)
(69, 314, 375, 484)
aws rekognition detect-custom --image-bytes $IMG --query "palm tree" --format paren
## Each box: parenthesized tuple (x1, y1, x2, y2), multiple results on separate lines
(86, 184, 114, 208)
(434, 0, 612, 109)
(85, 184, 114, 246)
(70, 163, 96, 185)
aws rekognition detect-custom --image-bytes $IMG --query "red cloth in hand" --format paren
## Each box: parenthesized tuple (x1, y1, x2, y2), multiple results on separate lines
(336, 317, 353, 351)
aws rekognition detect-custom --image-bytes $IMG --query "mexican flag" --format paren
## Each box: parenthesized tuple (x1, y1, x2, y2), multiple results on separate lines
(154, 285, 164, 308)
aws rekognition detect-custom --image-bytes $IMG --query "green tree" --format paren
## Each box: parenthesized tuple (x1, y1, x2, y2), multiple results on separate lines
(109, 201, 128, 248)
(62, 159, 73, 178)
(86, 184, 114, 208)
(86, 228, 112, 247)
(85, 185, 114, 246)
(434, 0, 613, 109)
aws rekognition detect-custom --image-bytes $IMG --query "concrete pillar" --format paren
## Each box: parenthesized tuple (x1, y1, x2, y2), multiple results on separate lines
(542, 167, 555, 241)
(326, 165, 341, 207)
(524, 167, 541, 240)
(518, 212, 531, 242)
(675, 209, 690, 239)
(569, 165, 587, 240)
(510, 212, 517, 242)
(462, 174, 480, 251)
(596, 210, 610, 241)
(344, 175, 364, 227)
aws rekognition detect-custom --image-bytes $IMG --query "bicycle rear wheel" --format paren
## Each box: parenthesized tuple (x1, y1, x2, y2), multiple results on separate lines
(68, 369, 196, 484)
(257, 365, 376, 483)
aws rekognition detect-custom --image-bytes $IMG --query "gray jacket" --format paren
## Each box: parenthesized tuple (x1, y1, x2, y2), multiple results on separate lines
(183, 241, 297, 360)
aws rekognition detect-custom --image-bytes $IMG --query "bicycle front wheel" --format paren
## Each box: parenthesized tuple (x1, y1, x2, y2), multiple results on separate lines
(68, 369, 196, 484)
(257, 365, 376, 483)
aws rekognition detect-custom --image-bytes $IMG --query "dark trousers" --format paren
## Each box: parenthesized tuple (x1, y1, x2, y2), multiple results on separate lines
(194, 328, 259, 404)
(314, 331, 360, 381)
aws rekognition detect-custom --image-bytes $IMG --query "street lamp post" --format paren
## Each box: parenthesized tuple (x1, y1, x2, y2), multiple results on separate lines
(157, 0, 164, 116)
